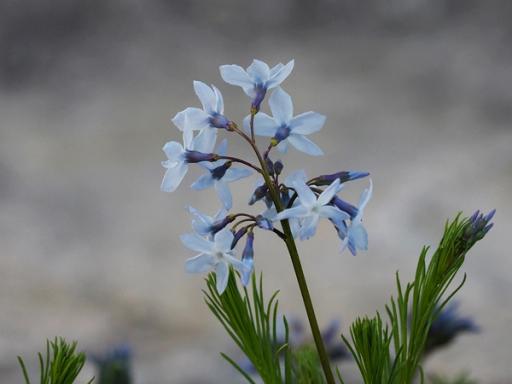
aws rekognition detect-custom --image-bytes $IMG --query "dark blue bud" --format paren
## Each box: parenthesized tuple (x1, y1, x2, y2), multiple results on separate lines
(210, 215, 235, 235)
(274, 160, 284, 176)
(463, 209, 495, 245)
(280, 190, 291, 207)
(210, 161, 232, 180)
(231, 227, 248, 249)
(265, 158, 274, 176)
(241, 232, 255, 286)
(251, 84, 267, 112)
(209, 113, 230, 129)
(331, 196, 359, 219)
(249, 184, 269, 205)
(255, 215, 273, 231)
(184, 150, 217, 163)
(312, 171, 369, 186)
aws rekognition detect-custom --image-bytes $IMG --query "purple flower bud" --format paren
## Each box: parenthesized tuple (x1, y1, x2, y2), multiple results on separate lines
(249, 184, 269, 205)
(255, 215, 273, 231)
(274, 160, 284, 176)
(210, 215, 235, 235)
(211, 161, 232, 180)
(265, 158, 274, 176)
(312, 171, 369, 186)
(331, 196, 358, 219)
(184, 151, 217, 163)
(241, 232, 255, 286)
(231, 227, 248, 249)
(463, 209, 495, 245)
(209, 113, 230, 129)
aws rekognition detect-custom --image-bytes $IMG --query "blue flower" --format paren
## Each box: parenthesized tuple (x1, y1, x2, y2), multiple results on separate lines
(172, 81, 229, 149)
(220, 59, 294, 111)
(191, 139, 252, 209)
(338, 180, 372, 255)
(243, 87, 325, 156)
(161, 129, 215, 192)
(187, 206, 231, 238)
(275, 178, 349, 240)
(182, 228, 247, 294)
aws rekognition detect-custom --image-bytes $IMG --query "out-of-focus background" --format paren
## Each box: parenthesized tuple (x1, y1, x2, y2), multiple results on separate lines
(1, 0, 510, 382)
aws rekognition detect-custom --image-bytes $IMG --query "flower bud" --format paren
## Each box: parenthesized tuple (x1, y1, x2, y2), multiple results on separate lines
(265, 158, 274, 176)
(249, 184, 269, 205)
(231, 227, 248, 249)
(274, 160, 284, 176)
(312, 171, 369, 186)
(210, 215, 235, 235)
(211, 161, 232, 180)
(241, 232, 255, 286)
(184, 151, 217, 163)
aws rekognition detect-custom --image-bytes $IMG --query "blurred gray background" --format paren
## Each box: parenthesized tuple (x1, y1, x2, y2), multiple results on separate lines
(1, 0, 511, 382)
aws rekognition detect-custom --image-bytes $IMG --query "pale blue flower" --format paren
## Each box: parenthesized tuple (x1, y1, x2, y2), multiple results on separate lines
(243, 87, 325, 156)
(172, 81, 229, 150)
(275, 178, 349, 240)
(191, 139, 252, 209)
(161, 129, 215, 192)
(187, 206, 230, 238)
(338, 179, 372, 255)
(182, 228, 247, 294)
(220, 59, 294, 110)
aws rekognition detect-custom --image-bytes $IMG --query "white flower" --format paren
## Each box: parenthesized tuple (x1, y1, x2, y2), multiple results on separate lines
(182, 228, 247, 294)
(243, 87, 325, 156)
(275, 178, 349, 240)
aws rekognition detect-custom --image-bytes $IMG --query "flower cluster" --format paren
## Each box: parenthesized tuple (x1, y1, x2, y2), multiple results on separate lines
(161, 59, 372, 293)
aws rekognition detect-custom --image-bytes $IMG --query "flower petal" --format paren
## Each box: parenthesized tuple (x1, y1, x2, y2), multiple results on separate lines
(299, 215, 319, 240)
(191, 128, 216, 154)
(274, 205, 309, 221)
(161, 163, 187, 192)
(191, 174, 214, 190)
(212, 84, 224, 114)
(216, 138, 228, 157)
(215, 180, 232, 210)
(247, 59, 270, 84)
(292, 180, 317, 207)
(172, 107, 210, 131)
(266, 59, 294, 89)
(215, 262, 229, 293)
(181, 233, 214, 253)
(356, 179, 373, 219)
(220, 64, 253, 89)
(223, 168, 253, 183)
(193, 81, 217, 114)
(185, 254, 215, 273)
(289, 111, 326, 135)
(287, 135, 324, 156)
(244, 113, 278, 137)
(318, 205, 349, 225)
(269, 87, 293, 124)
(276, 140, 288, 153)
(214, 228, 235, 251)
(162, 141, 184, 163)
(317, 179, 341, 206)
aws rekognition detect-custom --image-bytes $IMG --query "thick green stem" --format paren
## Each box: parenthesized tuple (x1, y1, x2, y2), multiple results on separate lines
(236, 125, 336, 383)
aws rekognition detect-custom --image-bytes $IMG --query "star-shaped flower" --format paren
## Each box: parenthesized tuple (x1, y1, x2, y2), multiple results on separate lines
(191, 139, 252, 209)
(182, 228, 247, 293)
(244, 87, 326, 156)
(274, 178, 349, 240)
(220, 59, 294, 110)
(161, 128, 215, 192)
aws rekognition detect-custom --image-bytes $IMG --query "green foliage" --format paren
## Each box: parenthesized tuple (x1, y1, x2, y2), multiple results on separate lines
(292, 345, 325, 384)
(342, 213, 490, 384)
(342, 314, 397, 384)
(18, 337, 93, 384)
(203, 270, 292, 384)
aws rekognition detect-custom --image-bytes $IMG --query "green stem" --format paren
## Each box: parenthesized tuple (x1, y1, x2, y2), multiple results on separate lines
(235, 124, 336, 384)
